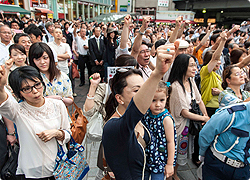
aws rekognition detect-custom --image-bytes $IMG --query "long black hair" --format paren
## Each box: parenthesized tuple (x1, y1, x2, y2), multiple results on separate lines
(104, 69, 142, 122)
(168, 54, 196, 93)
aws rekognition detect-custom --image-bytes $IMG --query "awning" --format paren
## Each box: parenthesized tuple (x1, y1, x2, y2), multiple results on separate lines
(35, 8, 54, 14)
(0, 4, 30, 14)
(155, 20, 197, 24)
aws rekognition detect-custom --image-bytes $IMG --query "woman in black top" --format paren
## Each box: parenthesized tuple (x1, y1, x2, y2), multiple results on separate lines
(104, 28, 118, 82)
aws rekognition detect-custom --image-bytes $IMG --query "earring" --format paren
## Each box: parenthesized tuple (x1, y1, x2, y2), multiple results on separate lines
(121, 101, 124, 105)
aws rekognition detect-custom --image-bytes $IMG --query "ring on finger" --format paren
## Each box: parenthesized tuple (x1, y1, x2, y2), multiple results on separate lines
(167, 48, 170, 52)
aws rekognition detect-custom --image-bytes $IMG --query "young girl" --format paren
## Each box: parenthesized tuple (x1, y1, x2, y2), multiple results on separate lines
(142, 80, 177, 180)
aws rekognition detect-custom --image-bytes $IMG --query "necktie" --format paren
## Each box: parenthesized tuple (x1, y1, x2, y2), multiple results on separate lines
(97, 38, 100, 51)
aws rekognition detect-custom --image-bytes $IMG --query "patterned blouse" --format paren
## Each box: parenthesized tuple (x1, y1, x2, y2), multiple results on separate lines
(141, 109, 177, 173)
(41, 72, 73, 98)
(218, 87, 250, 108)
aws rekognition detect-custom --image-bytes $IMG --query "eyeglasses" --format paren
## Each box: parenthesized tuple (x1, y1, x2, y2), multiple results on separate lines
(0, 31, 12, 35)
(234, 71, 245, 76)
(20, 81, 43, 94)
(139, 49, 150, 54)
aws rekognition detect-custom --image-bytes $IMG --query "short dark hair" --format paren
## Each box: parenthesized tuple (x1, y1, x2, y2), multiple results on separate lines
(199, 33, 206, 41)
(29, 42, 60, 82)
(8, 66, 45, 100)
(10, 20, 19, 28)
(203, 50, 215, 66)
(27, 27, 42, 38)
(115, 54, 138, 67)
(13, 33, 30, 44)
(9, 44, 26, 56)
(210, 34, 220, 45)
(155, 39, 167, 50)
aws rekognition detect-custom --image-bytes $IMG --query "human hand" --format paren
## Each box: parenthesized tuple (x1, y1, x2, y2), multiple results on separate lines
(220, 31, 227, 40)
(0, 65, 8, 88)
(164, 164, 174, 178)
(5, 58, 13, 70)
(7, 135, 17, 146)
(142, 16, 151, 31)
(89, 73, 101, 87)
(175, 16, 183, 27)
(155, 44, 175, 76)
(232, 25, 240, 32)
(211, 88, 222, 96)
(99, 60, 104, 66)
(36, 129, 60, 142)
(95, 60, 99, 65)
(203, 115, 210, 123)
(124, 14, 132, 26)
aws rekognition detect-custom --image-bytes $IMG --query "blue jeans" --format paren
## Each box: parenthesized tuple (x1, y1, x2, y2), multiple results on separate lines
(144, 170, 164, 180)
(202, 148, 250, 180)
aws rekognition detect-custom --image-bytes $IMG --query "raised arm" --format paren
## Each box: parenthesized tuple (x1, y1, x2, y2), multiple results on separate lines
(227, 25, 240, 38)
(131, 16, 151, 59)
(207, 31, 227, 73)
(120, 15, 131, 49)
(133, 44, 175, 114)
(237, 53, 250, 68)
(195, 30, 211, 53)
(177, 20, 189, 39)
(168, 16, 182, 43)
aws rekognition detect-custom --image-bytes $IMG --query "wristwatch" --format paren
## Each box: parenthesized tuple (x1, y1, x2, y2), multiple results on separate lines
(7, 131, 16, 136)
(139, 30, 146, 35)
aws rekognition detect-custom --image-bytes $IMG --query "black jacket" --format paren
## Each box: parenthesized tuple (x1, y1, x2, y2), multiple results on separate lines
(88, 36, 105, 65)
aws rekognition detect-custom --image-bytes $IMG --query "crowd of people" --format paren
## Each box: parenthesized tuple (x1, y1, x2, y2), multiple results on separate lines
(0, 12, 250, 180)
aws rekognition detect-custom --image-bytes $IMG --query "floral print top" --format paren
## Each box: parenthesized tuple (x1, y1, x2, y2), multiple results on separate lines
(41, 71, 73, 98)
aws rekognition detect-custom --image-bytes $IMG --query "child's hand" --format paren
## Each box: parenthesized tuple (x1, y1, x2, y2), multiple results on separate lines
(164, 164, 174, 178)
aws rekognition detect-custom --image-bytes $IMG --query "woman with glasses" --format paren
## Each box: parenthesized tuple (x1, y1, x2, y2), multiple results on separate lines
(0, 66, 71, 179)
(102, 44, 175, 179)
(218, 65, 250, 108)
(28, 42, 73, 107)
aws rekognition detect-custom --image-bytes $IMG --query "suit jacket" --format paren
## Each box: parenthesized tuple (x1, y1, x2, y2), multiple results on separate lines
(88, 36, 105, 65)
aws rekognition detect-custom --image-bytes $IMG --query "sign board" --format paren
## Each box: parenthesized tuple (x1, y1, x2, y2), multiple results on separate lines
(120, 5, 127, 12)
(107, 66, 134, 83)
(58, 3, 68, 14)
(194, 18, 204, 23)
(207, 18, 216, 23)
(158, 0, 169, 7)
(156, 11, 195, 21)
(47, 13, 53, 19)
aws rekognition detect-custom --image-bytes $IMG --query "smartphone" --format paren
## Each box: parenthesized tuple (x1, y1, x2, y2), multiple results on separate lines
(14, 29, 23, 34)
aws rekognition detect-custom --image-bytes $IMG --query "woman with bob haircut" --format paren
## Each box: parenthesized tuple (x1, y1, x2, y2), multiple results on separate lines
(0, 65, 71, 179)
(168, 53, 209, 180)
(102, 44, 175, 179)
(28, 42, 73, 106)
(6, 44, 27, 72)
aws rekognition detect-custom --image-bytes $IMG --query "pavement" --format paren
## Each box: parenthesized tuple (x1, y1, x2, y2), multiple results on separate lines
(73, 77, 198, 180)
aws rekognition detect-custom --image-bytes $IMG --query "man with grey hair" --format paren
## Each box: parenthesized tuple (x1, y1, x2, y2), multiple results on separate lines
(0, 25, 13, 65)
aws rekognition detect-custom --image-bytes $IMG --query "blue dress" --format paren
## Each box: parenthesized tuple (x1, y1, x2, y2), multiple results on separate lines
(141, 109, 177, 173)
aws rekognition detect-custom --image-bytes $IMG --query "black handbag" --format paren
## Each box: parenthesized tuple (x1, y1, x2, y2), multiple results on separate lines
(188, 79, 203, 136)
(1, 143, 19, 180)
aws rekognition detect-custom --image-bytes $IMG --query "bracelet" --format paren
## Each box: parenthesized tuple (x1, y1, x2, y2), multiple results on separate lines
(7, 131, 16, 136)
(89, 77, 93, 80)
(61, 96, 63, 101)
(87, 94, 94, 100)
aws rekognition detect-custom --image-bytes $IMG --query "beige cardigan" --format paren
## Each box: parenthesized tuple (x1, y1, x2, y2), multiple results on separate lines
(169, 78, 201, 136)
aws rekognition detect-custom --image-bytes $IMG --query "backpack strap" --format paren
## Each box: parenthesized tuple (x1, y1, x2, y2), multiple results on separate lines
(213, 104, 247, 154)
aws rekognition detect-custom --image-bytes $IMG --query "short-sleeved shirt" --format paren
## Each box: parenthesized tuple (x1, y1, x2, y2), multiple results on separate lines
(193, 46, 204, 65)
(75, 36, 89, 56)
(48, 42, 72, 75)
(41, 72, 73, 98)
(218, 87, 250, 108)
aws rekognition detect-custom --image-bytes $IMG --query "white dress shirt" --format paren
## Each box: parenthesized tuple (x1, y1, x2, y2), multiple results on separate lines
(75, 36, 89, 55)
(48, 41, 72, 75)
(0, 41, 13, 65)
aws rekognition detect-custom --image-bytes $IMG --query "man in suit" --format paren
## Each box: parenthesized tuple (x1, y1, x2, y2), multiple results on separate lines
(88, 27, 105, 80)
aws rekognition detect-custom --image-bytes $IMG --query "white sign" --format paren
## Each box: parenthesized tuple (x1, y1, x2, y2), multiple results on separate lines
(156, 11, 195, 21)
(158, 0, 169, 7)
(107, 66, 134, 83)
(58, 3, 68, 14)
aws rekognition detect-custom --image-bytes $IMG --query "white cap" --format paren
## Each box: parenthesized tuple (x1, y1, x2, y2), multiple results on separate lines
(177, 39, 189, 49)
